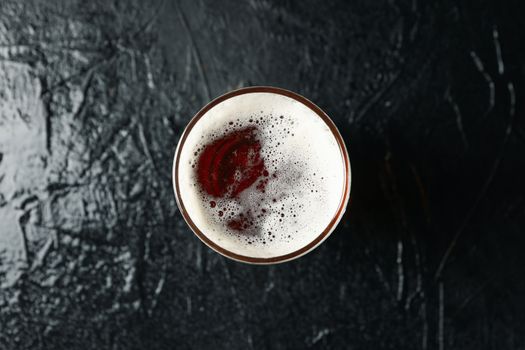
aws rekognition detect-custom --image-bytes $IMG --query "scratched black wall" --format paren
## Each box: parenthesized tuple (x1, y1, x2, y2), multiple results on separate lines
(1, 0, 524, 349)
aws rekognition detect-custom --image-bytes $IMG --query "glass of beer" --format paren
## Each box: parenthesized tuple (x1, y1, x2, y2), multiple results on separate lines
(172, 87, 351, 264)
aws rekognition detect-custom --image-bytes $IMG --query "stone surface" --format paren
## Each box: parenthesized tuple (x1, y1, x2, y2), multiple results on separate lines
(1, 0, 524, 349)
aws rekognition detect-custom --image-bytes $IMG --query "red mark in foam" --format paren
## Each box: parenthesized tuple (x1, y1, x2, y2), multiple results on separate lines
(256, 178, 269, 193)
(228, 216, 250, 231)
(256, 171, 276, 193)
(197, 127, 266, 199)
(196, 127, 270, 231)
(227, 210, 256, 231)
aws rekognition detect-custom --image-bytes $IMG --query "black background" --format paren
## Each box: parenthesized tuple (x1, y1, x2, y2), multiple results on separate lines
(0, 0, 524, 349)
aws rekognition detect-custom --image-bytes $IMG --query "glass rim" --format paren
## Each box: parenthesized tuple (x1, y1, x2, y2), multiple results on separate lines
(172, 86, 351, 264)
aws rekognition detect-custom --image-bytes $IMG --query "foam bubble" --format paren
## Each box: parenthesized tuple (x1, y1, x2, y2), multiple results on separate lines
(177, 92, 347, 258)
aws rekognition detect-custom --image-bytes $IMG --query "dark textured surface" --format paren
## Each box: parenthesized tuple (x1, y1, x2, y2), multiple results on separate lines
(1, 0, 525, 349)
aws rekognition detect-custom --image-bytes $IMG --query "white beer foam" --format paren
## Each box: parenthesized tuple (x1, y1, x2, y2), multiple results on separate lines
(177, 92, 347, 259)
